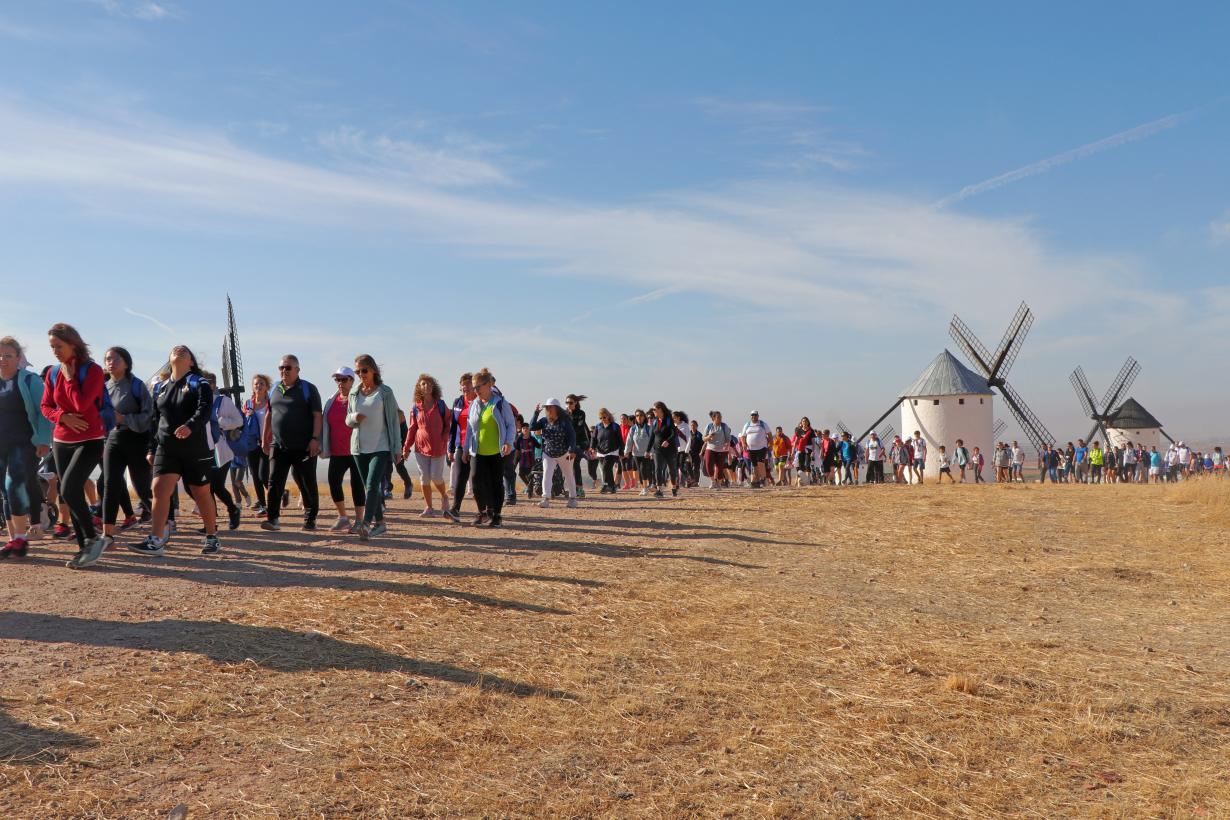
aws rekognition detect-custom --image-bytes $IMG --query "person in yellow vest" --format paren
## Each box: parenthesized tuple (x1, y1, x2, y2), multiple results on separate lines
(1088, 440, 1105, 484)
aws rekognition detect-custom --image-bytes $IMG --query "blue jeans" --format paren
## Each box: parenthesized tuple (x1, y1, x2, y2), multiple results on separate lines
(0, 441, 35, 518)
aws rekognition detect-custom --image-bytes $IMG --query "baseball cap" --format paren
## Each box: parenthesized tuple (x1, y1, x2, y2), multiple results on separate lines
(332, 366, 356, 379)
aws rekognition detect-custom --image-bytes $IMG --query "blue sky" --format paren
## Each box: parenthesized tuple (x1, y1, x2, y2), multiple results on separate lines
(1, 1, 1227, 439)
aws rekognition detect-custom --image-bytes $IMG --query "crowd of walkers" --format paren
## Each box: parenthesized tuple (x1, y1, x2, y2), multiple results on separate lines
(1, 325, 1225, 569)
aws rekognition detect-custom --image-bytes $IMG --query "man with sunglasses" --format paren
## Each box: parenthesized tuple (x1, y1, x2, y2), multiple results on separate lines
(260, 355, 323, 531)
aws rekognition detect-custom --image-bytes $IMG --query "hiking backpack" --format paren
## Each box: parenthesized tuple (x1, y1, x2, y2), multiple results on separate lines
(49, 362, 116, 433)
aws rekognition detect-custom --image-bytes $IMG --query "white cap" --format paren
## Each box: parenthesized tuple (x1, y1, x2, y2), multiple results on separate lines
(332, 366, 355, 378)
(749, 409, 759, 415)
(543, 397, 564, 409)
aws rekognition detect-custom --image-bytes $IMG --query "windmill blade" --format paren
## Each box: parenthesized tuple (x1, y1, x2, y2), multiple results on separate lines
(1069, 367, 1097, 418)
(1086, 422, 1102, 445)
(877, 423, 896, 442)
(992, 418, 1006, 440)
(948, 315, 994, 378)
(988, 302, 1033, 382)
(836, 420, 851, 436)
(857, 399, 902, 444)
(1100, 356, 1140, 416)
(998, 380, 1054, 454)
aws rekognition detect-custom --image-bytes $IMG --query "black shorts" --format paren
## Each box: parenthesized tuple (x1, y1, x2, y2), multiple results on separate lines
(749, 447, 768, 466)
(154, 441, 215, 486)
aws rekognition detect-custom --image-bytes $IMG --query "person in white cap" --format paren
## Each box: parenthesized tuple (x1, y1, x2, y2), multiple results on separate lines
(321, 366, 364, 532)
(530, 398, 578, 507)
(740, 411, 771, 489)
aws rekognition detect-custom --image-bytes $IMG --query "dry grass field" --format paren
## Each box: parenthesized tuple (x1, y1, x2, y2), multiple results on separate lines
(1, 478, 1229, 818)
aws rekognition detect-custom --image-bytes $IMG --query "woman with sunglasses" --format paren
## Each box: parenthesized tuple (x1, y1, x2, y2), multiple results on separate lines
(347, 355, 401, 540)
(129, 345, 222, 558)
(322, 366, 364, 532)
(462, 368, 516, 526)
(589, 407, 623, 494)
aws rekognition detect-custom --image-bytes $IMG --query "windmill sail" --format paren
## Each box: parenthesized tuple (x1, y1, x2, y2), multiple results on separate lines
(220, 295, 245, 403)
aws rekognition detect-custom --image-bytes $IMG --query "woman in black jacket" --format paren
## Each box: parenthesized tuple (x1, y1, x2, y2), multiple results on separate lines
(649, 401, 679, 498)
(589, 408, 624, 494)
(566, 394, 591, 497)
(130, 345, 221, 557)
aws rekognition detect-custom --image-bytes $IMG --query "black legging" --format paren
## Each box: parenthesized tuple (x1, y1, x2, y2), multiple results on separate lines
(103, 429, 152, 525)
(247, 449, 270, 508)
(328, 456, 364, 506)
(472, 453, 504, 519)
(654, 449, 678, 489)
(52, 440, 103, 549)
(598, 454, 619, 489)
(207, 464, 237, 514)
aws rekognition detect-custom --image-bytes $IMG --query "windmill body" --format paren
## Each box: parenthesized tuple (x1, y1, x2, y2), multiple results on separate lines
(1104, 398, 1164, 450)
(899, 350, 993, 481)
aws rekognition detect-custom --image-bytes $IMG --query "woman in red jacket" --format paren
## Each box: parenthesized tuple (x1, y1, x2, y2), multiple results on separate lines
(40, 323, 108, 568)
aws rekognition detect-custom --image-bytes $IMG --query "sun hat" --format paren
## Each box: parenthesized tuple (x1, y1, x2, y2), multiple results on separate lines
(544, 397, 564, 409)
(332, 366, 356, 378)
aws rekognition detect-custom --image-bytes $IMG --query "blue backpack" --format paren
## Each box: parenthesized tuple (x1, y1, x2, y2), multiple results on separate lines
(49, 361, 116, 433)
(232, 398, 264, 460)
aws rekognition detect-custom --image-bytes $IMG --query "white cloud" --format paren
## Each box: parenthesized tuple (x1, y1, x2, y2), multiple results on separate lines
(692, 96, 829, 120)
(0, 97, 1164, 329)
(317, 126, 510, 188)
(693, 96, 867, 173)
(935, 108, 1195, 208)
(89, 0, 176, 20)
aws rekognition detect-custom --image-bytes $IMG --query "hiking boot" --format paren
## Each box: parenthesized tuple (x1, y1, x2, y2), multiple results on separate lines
(330, 516, 351, 532)
(0, 538, 29, 559)
(260, 519, 281, 531)
(73, 536, 110, 569)
(201, 534, 221, 555)
(227, 506, 241, 530)
(128, 534, 167, 556)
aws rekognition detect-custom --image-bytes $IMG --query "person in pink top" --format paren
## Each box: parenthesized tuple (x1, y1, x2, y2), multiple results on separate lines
(402, 373, 452, 517)
(321, 366, 363, 532)
(40, 323, 108, 566)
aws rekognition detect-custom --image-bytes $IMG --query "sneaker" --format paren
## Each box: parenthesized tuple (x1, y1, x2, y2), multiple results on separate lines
(166, 519, 177, 536)
(260, 519, 281, 531)
(488, 515, 502, 527)
(118, 515, 138, 532)
(576, 488, 585, 498)
(137, 506, 152, 524)
(201, 534, 221, 555)
(88, 503, 102, 519)
(402, 485, 413, 499)
(357, 523, 369, 542)
(73, 536, 110, 569)
(654, 490, 664, 499)
(539, 499, 550, 508)
(65, 550, 85, 569)
(228, 506, 241, 530)
(471, 514, 488, 527)
(443, 509, 460, 523)
(282, 491, 291, 508)
(330, 516, 351, 532)
(672, 487, 679, 497)
(419, 508, 436, 518)
(383, 491, 393, 501)
(347, 520, 360, 534)
(505, 497, 516, 506)
(566, 498, 578, 508)
(639, 488, 648, 497)
(302, 518, 316, 531)
(128, 534, 167, 556)
(53, 523, 71, 539)
(253, 504, 267, 518)
(0, 538, 29, 559)
(368, 521, 387, 537)
(91, 515, 103, 530)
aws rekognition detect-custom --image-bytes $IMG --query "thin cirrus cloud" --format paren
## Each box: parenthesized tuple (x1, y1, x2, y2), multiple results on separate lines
(88, 0, 175, 21)
(0, 97, 1167, 327)
(934, 108, 1199, 208)
(317, 125, 511, 188)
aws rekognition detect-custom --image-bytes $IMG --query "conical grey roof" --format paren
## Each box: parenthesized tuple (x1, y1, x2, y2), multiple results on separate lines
(1106, 397, 1162, 429)
(900, 350, 994, 397)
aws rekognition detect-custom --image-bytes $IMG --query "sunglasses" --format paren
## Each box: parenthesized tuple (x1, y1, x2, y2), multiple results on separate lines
(355, 368, 371, 374)
(278, 365, 295, 371)
(333, 376, 352, 383)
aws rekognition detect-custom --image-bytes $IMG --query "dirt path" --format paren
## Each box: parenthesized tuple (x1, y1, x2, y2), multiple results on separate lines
(1, 483, 1228, 817)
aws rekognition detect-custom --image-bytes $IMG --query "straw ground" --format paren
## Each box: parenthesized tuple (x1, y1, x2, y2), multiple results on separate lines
(1, 479, 1228, 817)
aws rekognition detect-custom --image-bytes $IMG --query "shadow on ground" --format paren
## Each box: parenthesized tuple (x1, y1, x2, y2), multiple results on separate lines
(0, 613, 571, 698)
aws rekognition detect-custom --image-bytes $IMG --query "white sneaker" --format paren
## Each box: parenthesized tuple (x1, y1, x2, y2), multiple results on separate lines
(539, 500, 550, 508)
(639, 488, 648, 496)
(566, 498, 578, 508)
(419, 508, 436, 518)
(330, 516, 350, 532)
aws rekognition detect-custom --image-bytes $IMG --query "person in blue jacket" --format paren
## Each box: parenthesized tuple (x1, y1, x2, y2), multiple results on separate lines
(462, 368, 516, 527)
(0, 336, 52, 557)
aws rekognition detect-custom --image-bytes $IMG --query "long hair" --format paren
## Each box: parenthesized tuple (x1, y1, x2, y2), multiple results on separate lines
(106, 346, 133, 381)
(414, 373, 442, 405)
(566, 393, 587, 407)
(48, 323, 90, 363)
(653, 401, 670, 418)
(178, 346, 203, 377)
(354, 354, 382, 385)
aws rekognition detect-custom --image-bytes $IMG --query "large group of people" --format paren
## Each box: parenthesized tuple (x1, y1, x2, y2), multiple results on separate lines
(1, 325, 1225, 569)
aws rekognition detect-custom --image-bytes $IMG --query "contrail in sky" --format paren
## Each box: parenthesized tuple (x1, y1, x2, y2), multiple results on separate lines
(124, 307, 176, 334)
(934, 108, 1195, 208)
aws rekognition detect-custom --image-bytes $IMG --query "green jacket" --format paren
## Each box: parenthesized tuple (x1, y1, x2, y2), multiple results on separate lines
(346, 383, 401, 455)
(15, 368, 53, 447)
